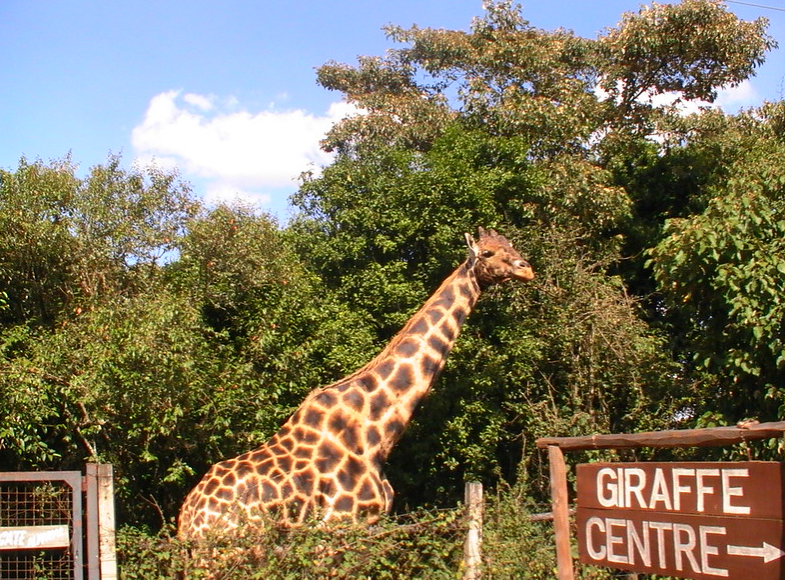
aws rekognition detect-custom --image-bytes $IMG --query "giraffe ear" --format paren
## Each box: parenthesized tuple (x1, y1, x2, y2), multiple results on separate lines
(464, 232, 479, 266)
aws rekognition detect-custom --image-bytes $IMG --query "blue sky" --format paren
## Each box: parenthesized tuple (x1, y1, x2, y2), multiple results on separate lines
(2, 1, 783, 219)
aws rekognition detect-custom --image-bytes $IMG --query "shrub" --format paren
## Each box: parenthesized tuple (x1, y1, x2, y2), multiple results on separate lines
(118, 508, 463, 580)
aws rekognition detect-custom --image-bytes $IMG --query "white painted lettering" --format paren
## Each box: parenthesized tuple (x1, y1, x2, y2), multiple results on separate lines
(627, 519, 651, 567)
(695, 469, 720, 512)
(625, 467, 647, 509)
(699, 525, 728, 577)
(672, 468, 696, 511)
(0, 530, 25, 547)
(581, 517, 741, 576)
(673, 522, 701, 573)
(648, 520, 673, 568)
(0, 525, 70, 550)
(606, 518, 628, 564)
(591, 465, 762, 515)
(585, 516, 606, 560)
(721, 469, 750, 514)
(648, 468, 672, 510)
(597, 468, 618, 507)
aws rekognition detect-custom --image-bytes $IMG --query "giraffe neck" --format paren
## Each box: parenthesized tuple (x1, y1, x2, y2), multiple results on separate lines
(363, 260, 482, 460)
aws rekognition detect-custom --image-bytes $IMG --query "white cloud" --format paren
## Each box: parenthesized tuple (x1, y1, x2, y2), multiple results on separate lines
(182, 93, 214, 111)
(203, 182, 272, 207)
(594, 78, 760, 114)
(714, 80, 758, 110)
(131, 90, 358, 209)
(646, 80, 759, 114)
(590, 78, 763, 149)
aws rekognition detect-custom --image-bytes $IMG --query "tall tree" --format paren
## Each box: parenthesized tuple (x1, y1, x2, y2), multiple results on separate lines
(0, 159, 374, 525)
(288, 0, 775, 503)
(649, 103, 785, 424)
(0, 155, 197, 326)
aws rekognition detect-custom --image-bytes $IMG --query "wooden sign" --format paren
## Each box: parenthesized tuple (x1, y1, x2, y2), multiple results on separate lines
(576, 462, 785, 580)
(0, 525, 70, 550)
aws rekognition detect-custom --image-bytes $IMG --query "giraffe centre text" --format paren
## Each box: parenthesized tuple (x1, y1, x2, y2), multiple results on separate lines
(576, 462, 785, 580)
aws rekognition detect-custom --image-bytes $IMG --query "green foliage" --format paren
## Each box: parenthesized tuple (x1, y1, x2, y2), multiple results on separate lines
(0, 158, 375, 526)
(293, 129, 671, 508)
(649, 103, 785, 421)
(483, 483, 618, 580)
(118, 509, 463, 580)
(0, 155, 197, 326)
(0, 155, 199, 476)
(1, 2, 782, 577)
(600, 0, 775, 107)
(0, 156, 81, 325)
(294, 0, 734, 507)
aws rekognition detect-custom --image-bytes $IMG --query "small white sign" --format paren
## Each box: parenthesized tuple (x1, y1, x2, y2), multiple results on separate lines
(0, 525, 70, 550)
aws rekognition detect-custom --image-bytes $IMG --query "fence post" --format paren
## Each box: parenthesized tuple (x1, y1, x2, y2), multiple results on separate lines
(463, 481, 484, 580)
(97, 464, 118, 580)
(85, 465, 100, 579)
(548, 445, 574, 580)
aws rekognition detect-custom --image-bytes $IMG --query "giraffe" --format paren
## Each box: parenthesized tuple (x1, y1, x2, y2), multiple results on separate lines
(178, 228, 534, 540)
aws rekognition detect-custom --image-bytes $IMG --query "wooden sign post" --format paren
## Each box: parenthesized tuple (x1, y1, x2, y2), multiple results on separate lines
(536, 420, 785, 580)
(577, 462, 785, 579)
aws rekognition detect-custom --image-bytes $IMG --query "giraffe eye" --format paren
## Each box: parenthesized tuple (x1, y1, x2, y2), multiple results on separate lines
(481, 250, 494, 258)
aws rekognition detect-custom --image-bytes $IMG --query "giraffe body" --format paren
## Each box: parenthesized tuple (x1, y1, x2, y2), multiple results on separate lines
(178, 229, 533, 539)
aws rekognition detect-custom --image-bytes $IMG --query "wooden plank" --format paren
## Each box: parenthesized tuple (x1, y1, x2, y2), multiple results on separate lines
(0, 525, 70, 550)
(67, 471, 85, 580)
(97, 464, 118, 580)
(536, 421, 785, 452)
(549, 445, 575, 580)
(577, 462, 785, 519)
(84, 465, 100, 579)
(0, 470, 83, 482)
(577, 508, 785, 580)
(463, 481, 483, 580)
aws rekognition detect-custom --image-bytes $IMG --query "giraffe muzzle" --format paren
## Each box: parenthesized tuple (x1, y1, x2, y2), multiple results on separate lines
(513, 260, 535, 282)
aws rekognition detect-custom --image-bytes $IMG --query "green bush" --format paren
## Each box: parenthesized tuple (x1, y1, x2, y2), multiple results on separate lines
(118, 508, 463, 580)
(117, 487, 626, 580)
(482, 486, 616, 580)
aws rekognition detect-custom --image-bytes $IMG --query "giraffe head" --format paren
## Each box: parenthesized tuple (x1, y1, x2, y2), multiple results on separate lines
(465, 227, 534, 287)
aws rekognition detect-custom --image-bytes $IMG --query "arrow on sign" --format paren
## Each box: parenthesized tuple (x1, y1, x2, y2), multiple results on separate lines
(727, 542, 785, 563)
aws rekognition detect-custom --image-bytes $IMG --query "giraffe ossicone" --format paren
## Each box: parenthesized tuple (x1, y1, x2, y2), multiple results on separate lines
(178, 228, 534, 539)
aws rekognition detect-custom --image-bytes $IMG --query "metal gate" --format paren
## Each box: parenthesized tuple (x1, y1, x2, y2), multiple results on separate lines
(0, 466, 115, 580)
